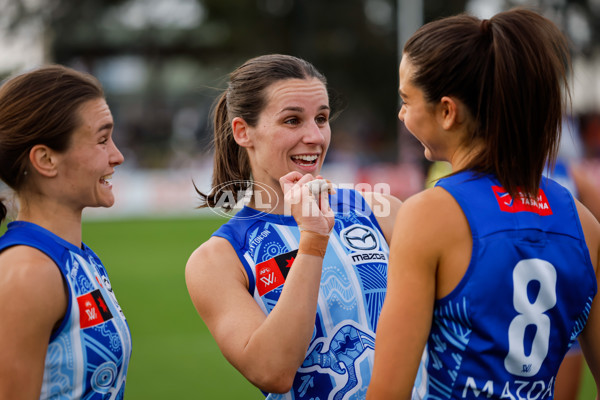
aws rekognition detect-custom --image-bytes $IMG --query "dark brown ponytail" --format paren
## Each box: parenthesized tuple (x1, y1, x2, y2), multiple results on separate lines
(404, 8, 570, 198)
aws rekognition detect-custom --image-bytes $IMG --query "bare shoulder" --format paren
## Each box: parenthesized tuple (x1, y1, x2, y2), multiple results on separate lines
(397, 186, 464, 226)
(185, 236, 249, 305)
(393, 187, 469, 250)
(388, 187, 472, 299)
(186, 235, 244, 272)
(0, 245, 65, 297)
(574, 199, 600, 270)
(0, 245, 67, 329)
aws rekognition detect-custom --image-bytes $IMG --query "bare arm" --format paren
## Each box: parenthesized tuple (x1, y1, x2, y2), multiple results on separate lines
(367, 187, 470, 399)
(0, 246, 67, 400)
(185, 172, 334, 393)
(367, 189, 445, 399)
(576, 200, 600, 399)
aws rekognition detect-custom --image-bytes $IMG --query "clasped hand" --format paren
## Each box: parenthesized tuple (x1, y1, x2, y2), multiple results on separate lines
(279, 171, 335, 236)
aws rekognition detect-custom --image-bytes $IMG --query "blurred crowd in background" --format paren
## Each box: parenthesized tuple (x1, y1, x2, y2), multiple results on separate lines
(1, 0, 600, 214)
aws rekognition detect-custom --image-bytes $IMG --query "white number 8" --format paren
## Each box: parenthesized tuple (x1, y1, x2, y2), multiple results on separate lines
(504, 259, 557, 377)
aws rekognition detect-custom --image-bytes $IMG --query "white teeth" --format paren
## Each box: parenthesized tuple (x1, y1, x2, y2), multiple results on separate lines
(292, 155, 318, 162)
(101, 174, 113, 183)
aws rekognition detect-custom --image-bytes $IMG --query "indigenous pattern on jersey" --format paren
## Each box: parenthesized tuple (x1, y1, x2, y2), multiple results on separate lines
(412, 171, 597, 400)
(214, 189, 389, 400)
(0, 221, 132, 400)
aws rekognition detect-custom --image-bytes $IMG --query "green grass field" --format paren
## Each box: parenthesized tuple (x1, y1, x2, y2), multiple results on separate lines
(81, 216, 264, 399)
(1, 216, 597, 398)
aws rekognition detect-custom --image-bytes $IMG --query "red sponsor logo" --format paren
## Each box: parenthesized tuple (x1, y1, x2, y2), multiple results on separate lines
(77, 289, 113, 329)
(255, 250, 297, 296)
(492, 186, 553, 216)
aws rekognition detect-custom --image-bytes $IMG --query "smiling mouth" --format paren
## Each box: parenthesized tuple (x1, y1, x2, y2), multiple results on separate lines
(291, 154, 318, 166)
(100, 174, 113, 186)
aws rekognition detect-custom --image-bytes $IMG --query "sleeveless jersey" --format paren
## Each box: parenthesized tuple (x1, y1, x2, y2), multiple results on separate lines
(214, 188, 389, 400)
(412, 171, 597, 399)
(0, 221, 132, 400)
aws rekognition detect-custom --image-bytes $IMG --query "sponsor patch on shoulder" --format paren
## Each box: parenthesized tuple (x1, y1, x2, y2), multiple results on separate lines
(255, 250, 298, 296)
(492, 186, 553, 216)
(77, 289, 113, 328)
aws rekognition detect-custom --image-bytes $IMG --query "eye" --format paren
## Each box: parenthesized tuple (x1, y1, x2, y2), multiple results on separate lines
(99, 137, 109, 145)
(315, 115, 329, 125)
(284, 117, 300, 125)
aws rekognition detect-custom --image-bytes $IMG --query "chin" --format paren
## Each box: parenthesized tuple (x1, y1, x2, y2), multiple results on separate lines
(96, 197, 115, 209)
(423, 148, 438, 162)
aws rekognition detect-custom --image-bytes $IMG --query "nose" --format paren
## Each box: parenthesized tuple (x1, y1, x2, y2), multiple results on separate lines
(302, 120, 327, 145)
(398, 105, 405, 122)
(109, 139, 125, 166)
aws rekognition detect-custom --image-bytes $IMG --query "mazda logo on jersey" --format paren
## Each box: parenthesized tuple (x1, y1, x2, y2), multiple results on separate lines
(340, 225, 378, 251)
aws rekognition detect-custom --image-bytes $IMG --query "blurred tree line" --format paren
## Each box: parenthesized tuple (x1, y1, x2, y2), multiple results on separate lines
(4, 0, 599, 169)
(3, 0, 469, 169)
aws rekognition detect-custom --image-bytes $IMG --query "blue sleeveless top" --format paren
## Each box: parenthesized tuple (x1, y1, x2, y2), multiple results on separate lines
(214, 188, 389, 400)
(413, 171, 597, 399)
(0, 221, 132, 400)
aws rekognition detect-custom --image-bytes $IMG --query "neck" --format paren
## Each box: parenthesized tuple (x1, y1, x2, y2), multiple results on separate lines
(449, 140, 485, 171)
(17, 198, 83, 247)
(246, 182, 285, 215)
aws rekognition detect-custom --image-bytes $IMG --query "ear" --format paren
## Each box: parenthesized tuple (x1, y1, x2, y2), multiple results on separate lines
(29, 144, 59, 178)
(231, 117, 253, 148)
(438, 96, 460, 131)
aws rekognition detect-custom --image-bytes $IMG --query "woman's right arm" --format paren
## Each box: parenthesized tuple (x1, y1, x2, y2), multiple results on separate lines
(185, 172, 333, 393)
(0, 246, 67, 400)
(185, 236, 325, 393)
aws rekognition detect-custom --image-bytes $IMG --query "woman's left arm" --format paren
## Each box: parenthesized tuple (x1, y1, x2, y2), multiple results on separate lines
(575, 199, 600, 398)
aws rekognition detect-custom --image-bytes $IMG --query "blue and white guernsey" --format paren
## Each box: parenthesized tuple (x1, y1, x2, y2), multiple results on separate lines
(214, 188, 389, 400)
(412, 171, 597, 399)
(0, 221, 132, 400)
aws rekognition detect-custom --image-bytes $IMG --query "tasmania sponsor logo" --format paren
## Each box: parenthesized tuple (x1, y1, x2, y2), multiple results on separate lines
(77, 289, 113, 329)
(492, 186, 553, 216)
(255, 250, 298, 296)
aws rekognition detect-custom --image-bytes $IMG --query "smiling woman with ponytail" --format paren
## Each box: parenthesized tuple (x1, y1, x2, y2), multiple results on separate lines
(185, 54, 402, 399)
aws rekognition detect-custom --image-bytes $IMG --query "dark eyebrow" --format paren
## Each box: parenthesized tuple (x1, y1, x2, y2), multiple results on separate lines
(280, 106, 303, 114)
(98, 123, 114, 133)
(278, 105, 330, 114)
